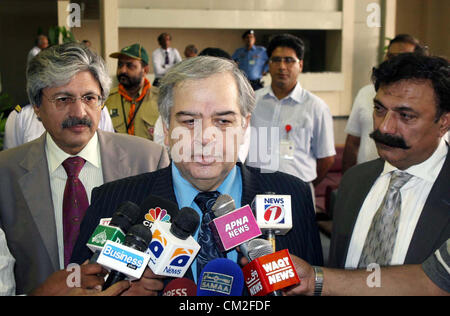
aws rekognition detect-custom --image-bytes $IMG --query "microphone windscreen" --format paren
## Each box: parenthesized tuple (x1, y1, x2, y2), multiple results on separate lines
(197, 258, 244, 296)
(124, 224, 153, 252)
(110, 201, 142, 231)
(163, 278, 197, 296)
(246, 238, 274, 260)
(139, 195, 179, 224)
(170, 207, 200, 240)
(212, 194, 236, 217)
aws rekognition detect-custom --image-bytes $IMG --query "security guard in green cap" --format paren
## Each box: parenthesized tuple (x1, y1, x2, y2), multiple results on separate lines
(106, 43, 159, 140)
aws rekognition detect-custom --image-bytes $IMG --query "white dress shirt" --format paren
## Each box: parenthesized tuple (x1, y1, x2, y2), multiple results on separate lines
(45, 132, 104, 269)
(247, 83, 336, 182)
(152, 47, 182, 79)
(345, 138, 449, 268)
(0, 228, 15, 296)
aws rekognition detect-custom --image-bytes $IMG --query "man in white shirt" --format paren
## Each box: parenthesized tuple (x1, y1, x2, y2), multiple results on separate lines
(0, 42, 169, 295)
(329, 54, 450, 270)
(247, 34, 336, 189)
(151, 33, 182, 87)
(27, 34, 48, 64)
(342, 34, 428, 172)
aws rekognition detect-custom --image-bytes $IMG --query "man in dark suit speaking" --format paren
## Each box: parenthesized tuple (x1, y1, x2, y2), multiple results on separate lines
(72, 56, 323, 295)
(329, 54, 450, 269)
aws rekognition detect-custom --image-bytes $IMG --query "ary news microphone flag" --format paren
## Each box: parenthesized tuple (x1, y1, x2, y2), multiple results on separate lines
(252, 194, 292, 251)
(99, 224, 153, 289)
(242, 239, 300, 296)
(197, 258, 244, 296)
(163, 278, 197, 296)
(87, 201, 142, 262)
(208, 194, 262, 252)
(147, 207, 200, 278)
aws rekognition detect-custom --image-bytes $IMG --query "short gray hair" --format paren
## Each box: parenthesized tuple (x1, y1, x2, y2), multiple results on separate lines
(158, 56, 255, 126)
(26, 42, 111, 107)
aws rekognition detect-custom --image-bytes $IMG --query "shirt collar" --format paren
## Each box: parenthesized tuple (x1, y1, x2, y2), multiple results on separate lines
(46, 132, 101, 173)
(171, 163, 241, 208)
(381, 137, 448, 183)
(264, 82, 304, 103)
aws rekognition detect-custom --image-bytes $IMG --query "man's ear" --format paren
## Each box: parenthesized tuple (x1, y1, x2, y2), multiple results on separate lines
(162, 119, 170, 147)
(33, 104, 42, 121)
(438, 111, 450, 137)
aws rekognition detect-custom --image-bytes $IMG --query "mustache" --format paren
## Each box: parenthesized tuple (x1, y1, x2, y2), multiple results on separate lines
(62, 116, 92, 129)
(369, 129, 411, 150)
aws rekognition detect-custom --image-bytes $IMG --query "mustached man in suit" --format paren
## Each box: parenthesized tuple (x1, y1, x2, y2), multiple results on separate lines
(0, 42, 169, 295)
(72, 56, 323, 295)
(329, 53, 450, 269)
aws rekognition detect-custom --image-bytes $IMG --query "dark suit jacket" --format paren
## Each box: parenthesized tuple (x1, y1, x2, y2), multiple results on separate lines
(0, 130, 169, 294)
(328, 146, 450, 268)
(72, 163, 324, 274)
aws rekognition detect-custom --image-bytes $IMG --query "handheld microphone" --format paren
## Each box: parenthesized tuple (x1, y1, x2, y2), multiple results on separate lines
(87, 201, 142, 262)
(252, 194, 292, 251)
(162, 278, 197, 296)
(208, 194, 262, 252)
(242, 239, 300, 296)
(197, 258, 244, 296)
(147, 207, 201, 277)
(99, 224, 153, 289)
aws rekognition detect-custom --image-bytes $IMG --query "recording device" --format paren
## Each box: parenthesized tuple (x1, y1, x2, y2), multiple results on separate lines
(99, 224, 153, 289)
(197, 258, 244, 296)
(252, 194, 292, 251)
(208, 194, 262, 252)
(242, 239, 299, 296)
(147, 207, 201, 277)
(162, 278, 197, 296)
(87, 201, 142, 263)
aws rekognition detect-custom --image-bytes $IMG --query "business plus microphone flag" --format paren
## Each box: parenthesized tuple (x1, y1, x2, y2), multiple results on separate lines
(242, 249, 300, 296)
(208, 195, 262, 252)
(197, 258, 244, 296)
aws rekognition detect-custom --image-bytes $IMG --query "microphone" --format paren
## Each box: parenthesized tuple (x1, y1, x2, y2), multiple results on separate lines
(242, 239, 300, 296)
(139, 194, 180, 228)
(87, 201, 142, 262)
(162, 278, 197, 296)
(99, 224, 153, 290)
(252, 194, 293, 251)
(208, 194, 262, 252)
(197, 258, 244, 296)
(147, 207, 201, 277)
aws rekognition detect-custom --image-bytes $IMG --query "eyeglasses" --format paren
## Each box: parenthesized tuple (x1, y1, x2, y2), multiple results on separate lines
(269, 56, 300, 65)
(43, 94, 103, 110)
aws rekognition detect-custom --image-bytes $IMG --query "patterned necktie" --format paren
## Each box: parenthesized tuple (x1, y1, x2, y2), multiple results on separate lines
(194, 191, 224, 279)
(62, 157, 89, 267)
(164, 50, 169, 65)
(358, 170, 413, 268)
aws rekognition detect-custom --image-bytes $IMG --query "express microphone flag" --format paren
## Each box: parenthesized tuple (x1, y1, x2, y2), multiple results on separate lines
(197, 258, 244, 296)
(87, 201, 142, 254)
(208, 194, 262, 252)
(147, 207, 200, 277)
(99, 224, 153, 289)
(242, 239, 300, 296)
(162, 278, 197, 296)
(253, 194, 292, 251)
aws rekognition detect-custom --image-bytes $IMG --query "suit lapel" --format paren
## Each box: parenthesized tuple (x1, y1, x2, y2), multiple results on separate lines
(406, 149, 450, 262)
(98, 130, 131, 182)
(239, 162, 260, 207)
(18, 134, 59, 270)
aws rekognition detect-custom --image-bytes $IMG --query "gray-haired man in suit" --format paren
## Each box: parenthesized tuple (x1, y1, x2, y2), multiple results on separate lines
(0, 42, 169, 295)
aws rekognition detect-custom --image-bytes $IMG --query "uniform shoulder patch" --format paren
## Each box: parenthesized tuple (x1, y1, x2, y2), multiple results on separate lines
(14, 105, 22, 113)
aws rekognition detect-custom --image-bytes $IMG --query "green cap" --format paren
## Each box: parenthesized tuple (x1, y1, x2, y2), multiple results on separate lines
(110, 43, 149, 65)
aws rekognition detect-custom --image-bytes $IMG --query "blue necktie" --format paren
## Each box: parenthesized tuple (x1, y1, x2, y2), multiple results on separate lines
(194, 191, 224, 279)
